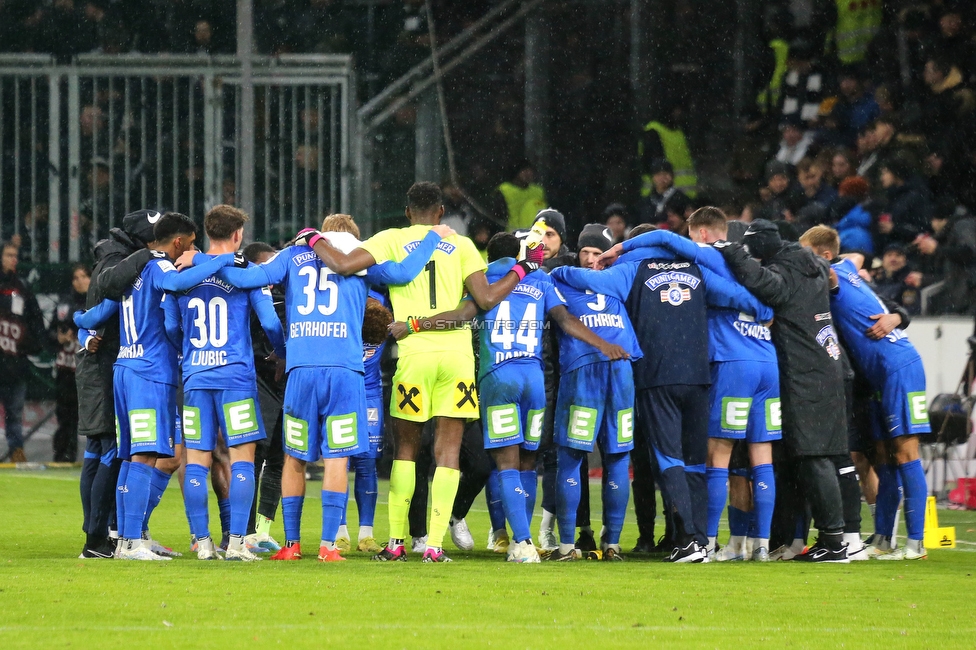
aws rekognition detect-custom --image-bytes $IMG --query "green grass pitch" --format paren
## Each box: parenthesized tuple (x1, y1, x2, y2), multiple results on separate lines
(1, 469, 975, 648)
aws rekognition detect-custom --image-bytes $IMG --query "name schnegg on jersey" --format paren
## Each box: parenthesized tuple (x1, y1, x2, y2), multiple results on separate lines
(733, 312, 771, 341)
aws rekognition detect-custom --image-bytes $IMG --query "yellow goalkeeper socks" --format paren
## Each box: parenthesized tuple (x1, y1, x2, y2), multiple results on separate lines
(427, 467, 461, 549)
(387, 460, 416, 542)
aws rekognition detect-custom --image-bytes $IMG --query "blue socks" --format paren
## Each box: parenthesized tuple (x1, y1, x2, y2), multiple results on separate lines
(122, 461, 153, 540)
(229, 461, 255, 538)
(321, 490, 346, 544)
(899, 458, 927, 540)
(354, 458, 379, 528)
(218, 498, 231, 536)
(875, 464, 902, 537)
(485, 469, 506, 532)
(183, 463, 211, 539)
(727, 505, 749, 537)
(752, 464, 775, 540)
(706, 467, 728, 538)
(142, 467, 171, 532)
(520, 470, 537, 530)
(282, 496, 304, 544)
(556, 446, 584, 546)
(116, 460, 129, 536)
(602, 452, 630, 545)
(498, 469, 531, 543)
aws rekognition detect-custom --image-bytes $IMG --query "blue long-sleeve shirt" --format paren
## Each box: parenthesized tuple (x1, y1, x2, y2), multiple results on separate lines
(618, 230, 777, 364)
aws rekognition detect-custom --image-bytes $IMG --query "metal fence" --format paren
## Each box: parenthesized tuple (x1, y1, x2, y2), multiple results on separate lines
(0, 54, 355, 262)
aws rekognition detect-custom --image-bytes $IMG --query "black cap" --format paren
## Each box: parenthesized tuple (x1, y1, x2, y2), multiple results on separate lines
(765, 160, 791, 181)
(534, 208, 566, 244)
(576, 223, 615, 254)
(649, 158, 674, 175)
(743, 218, 784, 261)
(884, 243, 908, 256)
(122, 208, 163, 247)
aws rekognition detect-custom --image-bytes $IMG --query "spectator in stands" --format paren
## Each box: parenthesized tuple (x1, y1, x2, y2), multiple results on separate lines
(829, 148, 857, 188)
(774, 115, 814, 166)
(857, 115, 905, 191)
(635, 158, 689, 225)
(778, 38, 825, 127)
(920, 53, 976, 144)
(50, 264, 90, 463)
(0, 241, 44, 463)
(30, 0, 98, 62)
(926, 5, 976, 83)
(797, 157, 838, 211)
(830, 65, 881, 148)
(873, 244, 922, 314)
(757, 160, 799, 222)
(913, 200, 976, 315)
(639, 104, 697, 198)
(492, 159, 547, 232)
(866, 6, 930, 97)
(441, 183, 475, 237)
(832, 176, 874, 254)
(602, 203, 629, 243)
(877, 154, 932, 248)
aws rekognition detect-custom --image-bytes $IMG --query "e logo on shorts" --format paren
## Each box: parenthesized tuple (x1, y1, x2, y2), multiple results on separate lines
(765, 398, 782, 431)
(224, 399, 258, 437)
(525, 408, 545, 444)
(182, 406, 201, 441)
(617, 408, 634, 443)
(721, 398, 752, 431)
(129, 409, 157, 442)
(284, 415, 308, 452)
(568, 406, 597, 442)
(908, 392, 929, 425)
(327, 413, 359, 450)
(487, 404, 519, 440)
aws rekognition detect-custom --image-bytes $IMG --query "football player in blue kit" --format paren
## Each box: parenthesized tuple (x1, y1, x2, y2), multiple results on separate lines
(75, 212, 239, 560)
(553, 224, 772, 563)
(602, 208, 780, 561)
(176, 206, 287, 561)
(800, 225, 931, 560)
(205, 223, 454, 561)
(547, 224, 644, 562)
(389, 232, 629, 563)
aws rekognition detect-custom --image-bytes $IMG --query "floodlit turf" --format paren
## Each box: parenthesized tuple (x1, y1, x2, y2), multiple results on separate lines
(1, 469, 975, 648)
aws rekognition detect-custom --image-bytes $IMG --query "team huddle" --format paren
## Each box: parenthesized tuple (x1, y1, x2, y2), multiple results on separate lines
(72, 180, 931, 564)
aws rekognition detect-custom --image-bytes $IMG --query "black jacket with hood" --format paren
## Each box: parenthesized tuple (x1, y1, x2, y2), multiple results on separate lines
(717, 223, 848, 457)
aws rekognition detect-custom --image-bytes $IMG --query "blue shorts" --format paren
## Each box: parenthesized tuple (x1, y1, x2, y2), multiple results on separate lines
(182, 388, 267, 451)
(880, 359, 931, 438)
(353, 392, 384, 459)
(282, 366, 367, 462)
(709, 360, 782, 443)
(555, 361, 635, 454)
(113, 366, 178, 460)
(479, 361, 547, 451)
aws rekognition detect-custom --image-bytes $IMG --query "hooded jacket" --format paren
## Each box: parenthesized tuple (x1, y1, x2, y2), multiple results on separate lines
(75, 228, 153, 437)
(834, 199, 874, 254)
(0, 268, 44, 381)
(718, 239, 848, 457)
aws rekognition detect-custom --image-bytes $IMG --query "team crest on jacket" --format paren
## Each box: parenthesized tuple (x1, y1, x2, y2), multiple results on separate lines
(646, 270, 699, 306)
(816, 325, 842, 360)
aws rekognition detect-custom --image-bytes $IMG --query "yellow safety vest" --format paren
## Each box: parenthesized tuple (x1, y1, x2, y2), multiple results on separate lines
(640, 121, 697, 198)
(498, 182, 547, 232)
(757, 39, 790, 113)
(834, 0, 881, 64)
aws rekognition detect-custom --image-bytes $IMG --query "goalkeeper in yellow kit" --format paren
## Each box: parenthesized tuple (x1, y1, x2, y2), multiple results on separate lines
(296, 182, 542, 561)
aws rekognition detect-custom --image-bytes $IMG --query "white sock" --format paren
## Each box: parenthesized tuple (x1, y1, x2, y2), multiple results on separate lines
(558, 542, 575, 555)
(907, 538, 923, 552)
(757, 537, 769, 550)
(728, 535, 745, 552)
(389, 537, 403, 548)
(606, 543, 620, 552)
(358, 525, 373, 541)
(321, 540, 336, 551)
(336, 524, 349, 540)
(540, 509, 555, 532)
(707, 536, 717, 550)
(843, 532, 861, 549)
(868, 502, 876, 519)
